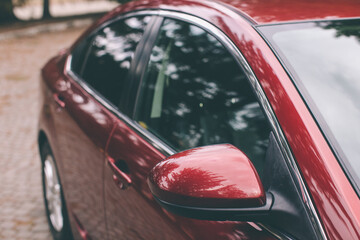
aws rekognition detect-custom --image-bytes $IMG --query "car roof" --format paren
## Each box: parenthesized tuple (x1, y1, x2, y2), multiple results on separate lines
(216, 0, 360, 24)
(104, 0, 360, 28)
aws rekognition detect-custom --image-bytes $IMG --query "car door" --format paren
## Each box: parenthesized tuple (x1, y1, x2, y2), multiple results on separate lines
(49, 48, 113, 240)
(104, 15, 277, 239)
(51, 14, 153, 239)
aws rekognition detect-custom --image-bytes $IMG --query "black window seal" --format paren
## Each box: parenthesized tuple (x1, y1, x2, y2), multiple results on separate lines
(124, 15, 164, 118)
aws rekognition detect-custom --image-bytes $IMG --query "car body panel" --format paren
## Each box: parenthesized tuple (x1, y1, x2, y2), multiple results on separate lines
(220, 0, 360, 24)
(99, 1, 360, 238)
(41, 54, 114, 239)
(38, 0, 360, 239)
(148, 144, 266, 208)
(104, 121, 188, 240)
(104, 117, 276, 239)
(98, 0, 360, 26)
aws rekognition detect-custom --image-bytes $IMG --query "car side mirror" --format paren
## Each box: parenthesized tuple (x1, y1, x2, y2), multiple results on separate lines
(147, 144, 273, 221)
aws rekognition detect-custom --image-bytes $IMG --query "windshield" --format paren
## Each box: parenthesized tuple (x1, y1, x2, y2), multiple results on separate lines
(259, 19, 360, 194)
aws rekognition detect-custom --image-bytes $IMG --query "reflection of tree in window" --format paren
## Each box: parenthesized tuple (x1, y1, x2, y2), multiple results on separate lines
(137, 19, 271, 173)
(319, 19, 360, 42)
(82, 16, 150, 107)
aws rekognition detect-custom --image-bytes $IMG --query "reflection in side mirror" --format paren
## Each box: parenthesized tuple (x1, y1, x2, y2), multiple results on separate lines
(147, 144, 273, 221)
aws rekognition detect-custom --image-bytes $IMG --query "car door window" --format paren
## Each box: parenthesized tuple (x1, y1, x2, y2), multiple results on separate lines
(79, 16, 151, 107)
(135, 18, 271, 173)
(71, 36, 91, 75)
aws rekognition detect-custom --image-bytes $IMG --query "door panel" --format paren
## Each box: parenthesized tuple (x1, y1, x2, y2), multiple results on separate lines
(104, 121, 187, 239)
(50, 71, 114, 239)
(104, 16, 276, 240)
(104, 120, 277, 239)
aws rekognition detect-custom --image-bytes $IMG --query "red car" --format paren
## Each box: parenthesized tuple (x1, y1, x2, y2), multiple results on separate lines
(38, 0, 360, 239)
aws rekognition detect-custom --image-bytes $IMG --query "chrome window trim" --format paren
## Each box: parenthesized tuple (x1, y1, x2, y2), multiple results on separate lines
(65, 9, 326, 240)
(86, 10, 161, 39)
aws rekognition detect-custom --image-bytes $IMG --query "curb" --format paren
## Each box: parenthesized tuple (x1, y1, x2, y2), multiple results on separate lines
(0, 17, 96, 41)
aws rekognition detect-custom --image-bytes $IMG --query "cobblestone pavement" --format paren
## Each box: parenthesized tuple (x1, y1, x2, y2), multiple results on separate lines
(0, 26, 88, 240)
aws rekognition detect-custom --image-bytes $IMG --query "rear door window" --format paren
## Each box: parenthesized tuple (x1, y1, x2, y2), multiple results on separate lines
(74, 16, 151, 108)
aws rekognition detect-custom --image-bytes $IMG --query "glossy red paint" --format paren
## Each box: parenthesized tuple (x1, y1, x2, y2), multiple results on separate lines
(148, 144, 265, 208)
(103, 0, 360, 238)
(104, 118, 275, 240)
(41, 54, 113, 239)
(40, 11, 275, 239)
(38, 0, 360, 239)
(103, 121, 189, 239)
(220, 13, 360, 240)
(106, 156, 132, 190)
(221, 0, 360, 24)
(79, 0, 360, 36)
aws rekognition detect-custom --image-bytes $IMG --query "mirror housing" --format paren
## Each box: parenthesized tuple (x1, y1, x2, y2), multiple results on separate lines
(148, 144, 273, 221)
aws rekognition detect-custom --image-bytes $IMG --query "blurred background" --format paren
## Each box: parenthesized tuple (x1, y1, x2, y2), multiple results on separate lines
(0, 0, 123, 21)
(0, 0, 126, 239)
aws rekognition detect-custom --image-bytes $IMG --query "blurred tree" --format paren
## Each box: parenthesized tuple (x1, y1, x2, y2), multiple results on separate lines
(0, 0, 128, 23)
(0, 0, 17, 23)
(15, 0, 52, 19)
(115, 0, 132, 3)
(43, 0, 51, 19)
(0, 0, 50, 22)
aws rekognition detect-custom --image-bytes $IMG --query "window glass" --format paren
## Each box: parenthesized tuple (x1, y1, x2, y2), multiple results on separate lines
(81, 16, 150, 106)
(71, 37, 92, 75)
(259, 19, 360, 192)
(136, 19, 271, 172)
